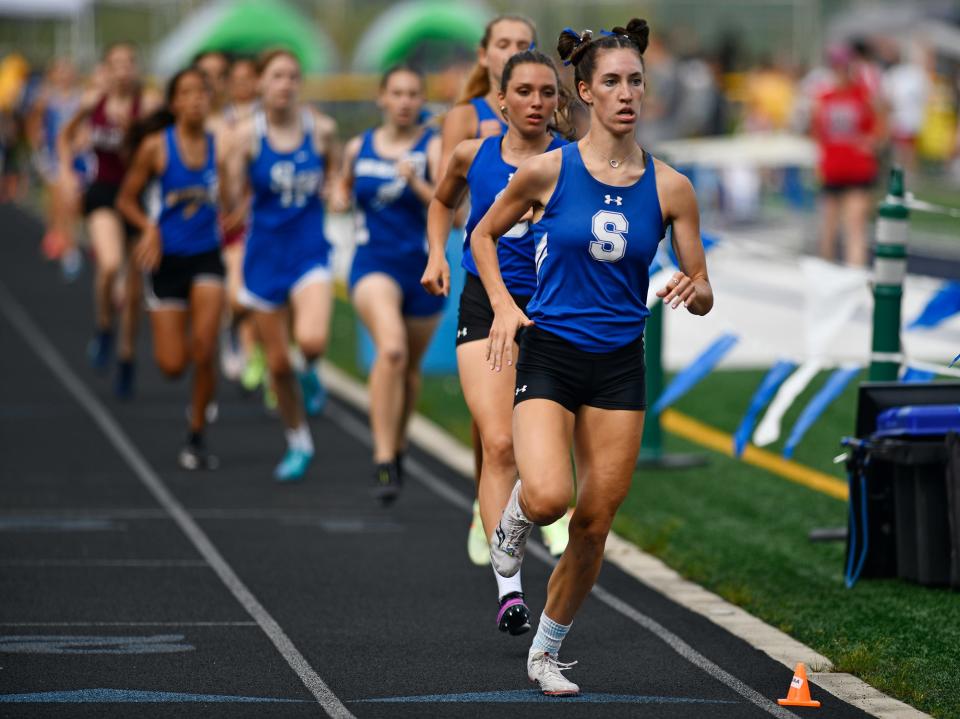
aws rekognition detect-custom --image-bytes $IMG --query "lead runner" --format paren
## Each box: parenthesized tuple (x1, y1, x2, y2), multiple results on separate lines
(469, 19, 713, 695)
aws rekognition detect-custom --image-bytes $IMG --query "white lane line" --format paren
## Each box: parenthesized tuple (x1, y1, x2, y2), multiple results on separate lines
(0, 622, 258, 627)
(0, 559, 209, 567)
(0, 282, 354, 719)
(324, 401, 801, 719)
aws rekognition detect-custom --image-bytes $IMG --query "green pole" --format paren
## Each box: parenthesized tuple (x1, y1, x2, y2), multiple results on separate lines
(869, 167, 909, 382)
(641, 299, 664, 458)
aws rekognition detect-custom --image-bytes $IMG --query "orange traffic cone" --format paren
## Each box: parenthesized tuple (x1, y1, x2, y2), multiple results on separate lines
(778, 662, 821, 707)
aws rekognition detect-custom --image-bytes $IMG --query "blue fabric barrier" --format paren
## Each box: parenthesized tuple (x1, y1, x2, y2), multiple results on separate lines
(782, 365, 861, 460)
(732, 359, 797, 457)
(652, 332, 739, 414)
(901, 366, 936, 383)
(907, 281, 960, 330)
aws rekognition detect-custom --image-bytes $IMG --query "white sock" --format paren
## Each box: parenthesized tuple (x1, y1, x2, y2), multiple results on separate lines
(530, 612, 572, 656)
(494, 566, 523, 600)
(285, 423, 314, 454)
(290, 346, 306, 372)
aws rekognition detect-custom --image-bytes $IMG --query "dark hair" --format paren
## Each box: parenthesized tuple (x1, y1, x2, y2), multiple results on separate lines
(499, 50, 575, 139)
(380, 63, 424, 90)
(556, 19, 650, 102)
(257, 48, 300, 75)
(230, 55, 257, 73)
(457, 14, 537, 104)
(126, 67, 207, 155)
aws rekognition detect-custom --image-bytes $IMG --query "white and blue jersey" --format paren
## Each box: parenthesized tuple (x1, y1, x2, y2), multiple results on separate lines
(527, 142, 665, 352)
(156, 126, 219, 257)
(462, 134, 566, 298)
(242, 108, 330, 309)
(349, 127, 442, 317)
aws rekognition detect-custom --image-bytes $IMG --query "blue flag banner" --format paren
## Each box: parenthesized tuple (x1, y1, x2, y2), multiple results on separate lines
(782, 365, 861, 460)
(907, 282, 960, 330)
(732, 359, 797, 457)
(901, 366, 936, 383)
(652, 332, 739, 414)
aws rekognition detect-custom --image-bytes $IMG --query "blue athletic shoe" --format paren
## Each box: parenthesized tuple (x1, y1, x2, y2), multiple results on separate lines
(87, 331, 114, 373)
(114, 359, 135, 400)
(274, 448, 313, 482)
(298, 369, 327, 416)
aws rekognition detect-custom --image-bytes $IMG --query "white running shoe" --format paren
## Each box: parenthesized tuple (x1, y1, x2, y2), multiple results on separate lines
(490, 482, 532, 578)
(527, 650, 580, 696)
(468, 500, 490, 566)
(541, 509, 572, 557)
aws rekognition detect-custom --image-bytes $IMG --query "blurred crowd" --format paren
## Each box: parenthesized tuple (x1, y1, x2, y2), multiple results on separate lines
(2, 26, 959, 270)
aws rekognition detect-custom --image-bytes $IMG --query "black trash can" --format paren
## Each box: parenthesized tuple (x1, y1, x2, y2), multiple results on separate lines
(845, 405, 960, 588)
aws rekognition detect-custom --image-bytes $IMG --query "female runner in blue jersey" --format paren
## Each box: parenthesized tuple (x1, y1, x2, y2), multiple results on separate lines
(221, 49, 339, 482)
(471, 21, 713, 695)
(116, 67, 224, 470)
(435, 14, 538, 564)
(423, 50, 573, 638)
(334, 66, 442, 504)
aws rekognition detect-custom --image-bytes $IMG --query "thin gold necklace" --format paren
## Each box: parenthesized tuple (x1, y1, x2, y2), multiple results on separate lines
(586, 137, 642, 168)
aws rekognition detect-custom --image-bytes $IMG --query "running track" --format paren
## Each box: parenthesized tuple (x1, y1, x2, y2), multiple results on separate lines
(0, 204, 871, 717)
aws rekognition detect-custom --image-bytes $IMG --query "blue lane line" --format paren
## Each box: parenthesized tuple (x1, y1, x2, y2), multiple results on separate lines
(0, 689, 308, 703)
(353, 689, 738, 704)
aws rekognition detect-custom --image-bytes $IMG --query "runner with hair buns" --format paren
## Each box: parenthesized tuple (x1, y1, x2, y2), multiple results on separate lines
(58, 43, 160, 398)
(470, 20, 713, 695)
(116, 67, 224, 470)
(335, 65, 442, 504)
(423, 50, 570, 636)
(221, 48, 338, 482)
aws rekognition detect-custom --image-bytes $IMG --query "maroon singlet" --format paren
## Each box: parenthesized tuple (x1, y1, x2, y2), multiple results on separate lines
(89, 93, 141, 185)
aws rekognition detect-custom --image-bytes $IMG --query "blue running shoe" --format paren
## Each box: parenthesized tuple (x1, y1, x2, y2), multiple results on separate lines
(114, 359, 135, 400)
(274, 448, 313, 482)
(298, 369, 327, 416)
(87, 331, 114, 373)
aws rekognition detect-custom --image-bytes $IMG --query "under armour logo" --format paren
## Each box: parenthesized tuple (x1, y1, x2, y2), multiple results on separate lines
(515, 385, 527, 396)
(604, 195, 622, 206)
(457, 327, 468, 339)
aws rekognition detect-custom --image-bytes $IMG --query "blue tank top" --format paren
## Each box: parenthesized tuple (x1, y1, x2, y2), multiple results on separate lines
(156, 126, 218, 257)
(470, 97, 507, 137)
(462, 134, 566, 297)
(526, 143, 665, 352)
(249, 108, 326, 240)
(353, 127, 433, 259)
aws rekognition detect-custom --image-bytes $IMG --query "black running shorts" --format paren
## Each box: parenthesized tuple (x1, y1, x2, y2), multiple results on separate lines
(146, 249, 225, 311)
(514, 325, 647, 412)
(455, 272, 532, 347)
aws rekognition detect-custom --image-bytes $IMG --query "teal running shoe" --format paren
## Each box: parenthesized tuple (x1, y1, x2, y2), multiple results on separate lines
(274, 447, 313, 482)
(298, 369, 327, 416)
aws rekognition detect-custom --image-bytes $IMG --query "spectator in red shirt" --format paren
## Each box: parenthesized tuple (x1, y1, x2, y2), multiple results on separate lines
(811, 45, 885, 267)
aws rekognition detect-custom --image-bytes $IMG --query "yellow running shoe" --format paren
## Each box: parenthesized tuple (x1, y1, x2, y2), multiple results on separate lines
(541, 509, 572, 557)
(468, 500, 490, 566)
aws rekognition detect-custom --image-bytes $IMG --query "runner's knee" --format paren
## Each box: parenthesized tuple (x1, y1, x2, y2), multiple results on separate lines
(521, 481, 571, 525)
(481, 431, 515, 472)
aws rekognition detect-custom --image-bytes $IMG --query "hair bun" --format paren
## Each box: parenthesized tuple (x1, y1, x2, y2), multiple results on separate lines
(610, 18, 649, 54)
(556, 27, 594, 66)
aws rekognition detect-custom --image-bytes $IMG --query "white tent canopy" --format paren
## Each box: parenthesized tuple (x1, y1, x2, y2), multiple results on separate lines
(0, 0, 88, 18)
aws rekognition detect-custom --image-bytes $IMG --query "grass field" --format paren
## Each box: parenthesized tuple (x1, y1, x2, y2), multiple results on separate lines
(328, 296, 959, 718)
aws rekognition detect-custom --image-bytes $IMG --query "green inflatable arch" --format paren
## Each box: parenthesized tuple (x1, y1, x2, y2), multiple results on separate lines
(351, 0, 491, 72)
(154, 0, 336, 76)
